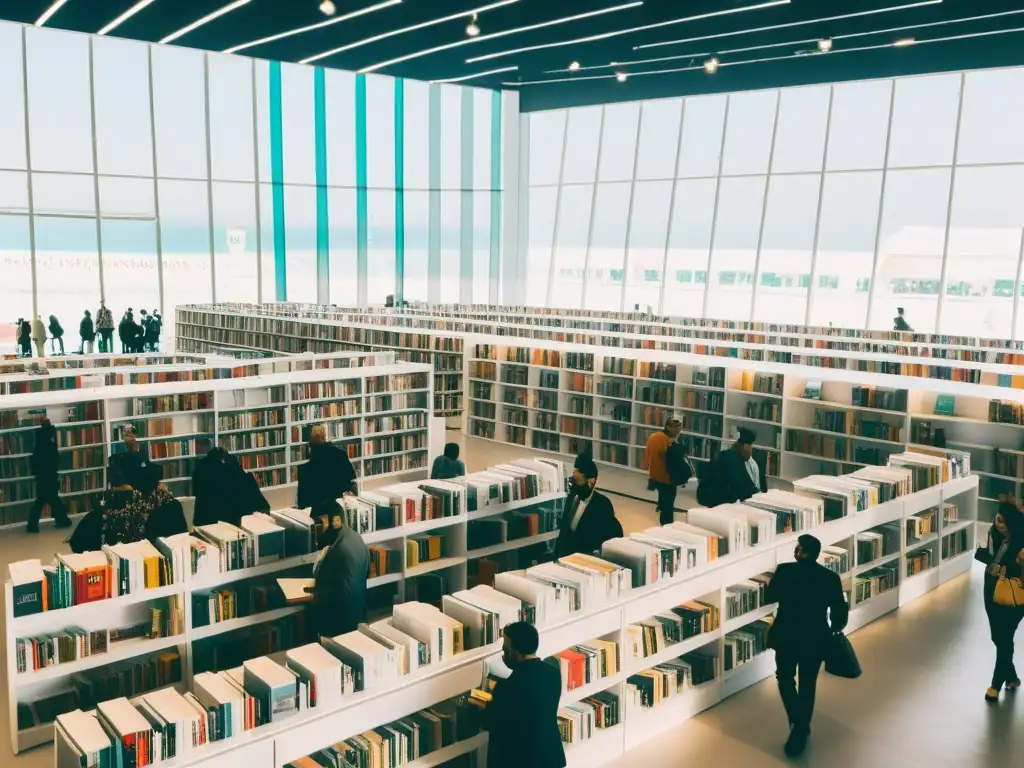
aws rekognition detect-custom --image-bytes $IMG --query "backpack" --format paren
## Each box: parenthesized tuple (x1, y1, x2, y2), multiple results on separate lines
(666, 439, 694, 486)
(695, 459, 722, 508)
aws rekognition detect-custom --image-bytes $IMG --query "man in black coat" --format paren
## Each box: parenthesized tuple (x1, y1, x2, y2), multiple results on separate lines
(27, 420, 71, 533)
(703, 427, 768, 506)
(764, 534, 849, 757)
(191, 440, 269, 528)
(485, 621, 565, 768)
(109, 424, 159, 495)
(555, 451, 622, 558)
(306, 500, 369, 639)
(296, 425, 358, 509)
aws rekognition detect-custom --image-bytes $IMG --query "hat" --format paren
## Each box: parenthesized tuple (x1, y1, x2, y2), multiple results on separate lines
(574, 447, 599, 479)
(736, 427, 756, 445)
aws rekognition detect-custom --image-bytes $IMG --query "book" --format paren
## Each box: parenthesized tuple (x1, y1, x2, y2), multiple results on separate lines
(10, 559, 46, 617)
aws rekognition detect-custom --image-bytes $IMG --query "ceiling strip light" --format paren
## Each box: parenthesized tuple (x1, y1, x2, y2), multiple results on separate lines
(301, 0, 519, 64)
(635, 0, 943, 50)
(433, 65, 518, 84)
(359, 1, 642, 73)
(160, 0, 252, 44)
(35, 0, 71, 27)
(465, 0, 788, 63)
(224, 0, 401, 54)
(98, 0, 159, 36)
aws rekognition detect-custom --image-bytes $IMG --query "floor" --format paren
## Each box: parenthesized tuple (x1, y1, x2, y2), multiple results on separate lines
(3, 434, 1016, 767)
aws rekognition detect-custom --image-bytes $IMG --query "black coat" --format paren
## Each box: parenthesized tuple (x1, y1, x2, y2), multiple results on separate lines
(764, 560, 848, 654)
(30, 426, 59, 498)
(109, 448, 159, 495)
(486, 658, 566, 768)
(974, 527, 1024, 603)
(702, 447, 769, 506)
(297, 443, 357, 510)
(555, 489, 622, 558)
(191, 450, 269, 528)
(79, 316, 95, 342)
(309, 526, 369, 638)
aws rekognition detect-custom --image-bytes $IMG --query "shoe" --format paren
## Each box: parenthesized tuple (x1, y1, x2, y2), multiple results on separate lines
(784, 727, 809, 758)
(55, 518, 72, 529)
(985, 687, 1000, 703)
(1006, 680, 1021, 693)
(25, 524, 39, 534)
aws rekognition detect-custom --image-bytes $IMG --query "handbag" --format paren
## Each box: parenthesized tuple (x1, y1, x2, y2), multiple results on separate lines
(989, 537, 1024, 607)
(824, 632, 862, 679)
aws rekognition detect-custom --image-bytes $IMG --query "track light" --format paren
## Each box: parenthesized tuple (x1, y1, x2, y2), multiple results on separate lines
(616, 71, 628, 82)
(893, 36, 916, 46)
(320, 0, 336, 15)
(818, 37, 833, 52)
(569, 60, 581, 71)
(466, 13, 481, 36)
(704, 56, 719, 73)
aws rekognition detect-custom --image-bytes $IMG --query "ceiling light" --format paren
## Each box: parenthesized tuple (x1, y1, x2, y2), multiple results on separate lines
(704, 56, 719, 73)
(433, 65, 518, 84)
(616, 71, 628, 82)
(35, 0, 70, 27)
(893, 36, 916, 46)
(466, 13, 481, 36)
(160, 0, 252, 44)
(320, 0, 336, 14)
(818, 37, 833, 51)
(225, 0, 401, 54)
(569, 60, 581, 71)
(97, 0, 158, 36)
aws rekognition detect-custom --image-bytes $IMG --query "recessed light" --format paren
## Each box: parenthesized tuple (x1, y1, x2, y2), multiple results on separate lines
(466, 13, 481, 36)
(569, 60, 581, 71)
(616, 71, 628, 82)
(818, 37, 833, 52)
(893, 36, 916, 46)
(704, 56, 719, 73)
(320, 0, 336, 15)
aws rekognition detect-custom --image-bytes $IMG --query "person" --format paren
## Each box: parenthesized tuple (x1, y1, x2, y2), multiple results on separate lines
(430, 442, 466, 480)
(702, 427, 768, 507)
(109, 424, 158, 496)
(485, 621, 565, 768)
(974, 500, 1024, 702)
(306, 500, 369, 639)
(893, 307, 913, 332)
(297, 425, 358, 509)
(26, 420, 72, 533)
(764, 533, 848, 757)
(31, 315, 46, 358)
(99, 462, 174, 546)
(139, 310, 150, 351)
(96, 301, 114, 353)
(645, 417, 683, 525)
(555, 451, 622, 557)
(79, 310, 95, 354)
(48, 315, 64, 355)
(17, 319, 31, 357)
(146, 310, 161, 352)
(191, 440, 270, 528)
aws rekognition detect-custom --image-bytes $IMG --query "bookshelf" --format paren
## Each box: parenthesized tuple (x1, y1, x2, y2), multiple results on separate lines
(43, 469, 978, 767)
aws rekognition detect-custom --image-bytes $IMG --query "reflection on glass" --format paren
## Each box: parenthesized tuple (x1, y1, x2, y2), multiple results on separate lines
(403, 191, 429, 303)
(550, 184, 594, 309)
(212, 182, 258, 303)
(101, 220, 161, 327)
(526, 187, 558, 307)
(721, 90, 778, 177)
(598, 103, 640, 183)
(160, 179, 212, 316)
(826, 80, 892, 172)
(328, 187, 357, 306)
(367, 189, 396, 304)
(663, 179, 716, 313)
(635, 99, 682, 181)
(473, 192, 492, 304)
(284, 185, 318, 303)
(0, 216, 34, 354)
(528, 111, 567, 186)
(439, 191, 461, 303)
(771, 86, 829, 174)
(623, 181, 672, 312)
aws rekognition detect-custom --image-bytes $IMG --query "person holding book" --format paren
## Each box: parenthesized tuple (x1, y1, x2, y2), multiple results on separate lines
(645, 416, 684, 525)
(430, 442, 466, 480)
(974, 500, 1024, 702)
(191, 440, 269, 528)
(485, 621, 565, 768)
(702, 427, 768, 506)
(26, 419, 72, 533)
(764, 533, 848, 757)
(555, 451, 622, 558)
(297, 425, 358, 509)
(306, 500, 369, 639)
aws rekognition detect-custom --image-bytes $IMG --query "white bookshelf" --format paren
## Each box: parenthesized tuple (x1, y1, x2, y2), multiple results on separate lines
(46, 472, 978, 767)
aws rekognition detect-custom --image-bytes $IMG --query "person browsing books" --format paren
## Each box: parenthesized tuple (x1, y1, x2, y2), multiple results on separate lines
(191, 439, 269, 528)
(108, 424, 159, 495)
(99, 462, 174, 546)
(763, 534, 848, 757)
(974, 500, 1024, 702)
(297, 425, 358, 509)
(306, 500, 369, 639)
(26, 419, 72, 533)
(645, 416, 684, 525)
(555, 451, 622, 558)
(702, 427, 768, 506)
(430, 442, 466, 480)
(485, 621, 565, 768)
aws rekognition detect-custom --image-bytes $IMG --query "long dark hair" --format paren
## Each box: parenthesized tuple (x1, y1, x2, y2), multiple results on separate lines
(996, 501, 1024, 543)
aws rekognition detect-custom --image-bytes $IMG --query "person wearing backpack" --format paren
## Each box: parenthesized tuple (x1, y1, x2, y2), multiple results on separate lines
(645, 417, 689, 525)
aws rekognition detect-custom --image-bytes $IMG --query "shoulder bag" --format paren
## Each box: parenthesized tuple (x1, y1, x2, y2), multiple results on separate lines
(990, 537, 1024, 607)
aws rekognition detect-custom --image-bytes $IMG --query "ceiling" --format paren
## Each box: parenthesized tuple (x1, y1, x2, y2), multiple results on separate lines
(6, 0, 1024, 111)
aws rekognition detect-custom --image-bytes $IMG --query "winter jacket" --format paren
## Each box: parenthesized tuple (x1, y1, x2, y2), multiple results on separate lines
(48, 318, 63, 339)
(79, 316, 95, 342)
(191, 449, 270, 528)
(96, 307, 114, 331)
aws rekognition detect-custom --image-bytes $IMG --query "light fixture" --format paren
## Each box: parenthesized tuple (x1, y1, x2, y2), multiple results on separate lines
(569, 60, 581, 71)
(35, 0, 70, 27)
(817, 37, 833, 51)
(433, 65, 518, 83)
(616, 71, 628, 82)
(225, 0, 400, 55)
(704, 56, 719, 73)
(97, 0, 158, 36)
(160, 0, 252, 44)
(466, 12, 481, 36)
(893, 36, 916, 46)
(320, 0, 336, 14)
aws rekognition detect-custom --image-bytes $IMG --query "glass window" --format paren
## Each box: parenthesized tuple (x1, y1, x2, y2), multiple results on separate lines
(367, 189, 396, 304)
(827, 80, 892, 171)
(585, 182, 632, 310)
(808, 171, 883, 328)
(562, 106, 603, 184)
(440, 86, 462, 190)
(366, 74, 396, 190)
(91, 37, 153, 177)
(159, 179, 212, 315)
(33, 173, 95, 216)
(25, 27, 93, 174)
(869, 168, 952, 332)
(623, 180, 672, 312)
(958, 69, 1024, 166)
(254, 60, 272, 185)
(888, 74, 961, 169)
(0, 171, 28, 214)
(328, 187, 357, 306)
(550, 184, 594, 308)
(721, 90, 778, 176)
(99, 177, 153, 218)
(752, 174, 820, 323)
(35, 218, 100, 352)
(526, 186, 558, 306)
(678, 95, 726, 178)
(212, 182, 259, 303)
(635, 98, 683, 181)
(283, 185, 317, 302)
(208, 53, 256, 182)
(473, 89, 493, 191)
(439, 191, 460, 303)
(0, 215, 33, 352)
(280, 63, 316, 185)
(403, 80, 430, 190)
(663, 178, 716, 312)
(325, 69, 357, 188)
(0, 23, 26, 170)
(705, 176, 767, 320)
(598, 103, 641, 182)
(101, 219, 160, 323)
(403, 190, 430, 302)
(152, 45, 207, 180)
(942, 166, 1024, 338)
(771, 86, 830, 174)
(259, 183, 275, 301)
(473, 191, 491, 303)
(528, 110, 566, 186)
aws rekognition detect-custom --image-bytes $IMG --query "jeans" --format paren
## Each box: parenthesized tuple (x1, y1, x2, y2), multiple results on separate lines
(775, 648, 824, 732)
(652, 481, 677, 525)
(51, 337, 64, 355)
(986, 598, 1024, 689)
(99, 329, 113, 353)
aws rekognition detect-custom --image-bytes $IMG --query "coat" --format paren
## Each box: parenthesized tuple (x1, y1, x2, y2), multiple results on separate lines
(974, 527, 1024, 603)
(30, 426, 59, 498)
(308, 526, 369, 638)
(96, 307, 114, 331)
(297, 443, 358, 510)
(79, 316, 95, 342)
(764, 559, 848, 654)
(700, 448, 769, 506)
(430, 455, 466, 480)
(555, 489, 622, 558)
(191, 450, 270, 528)
(485, 658, 566, 768)
(48, 318, 63, 339)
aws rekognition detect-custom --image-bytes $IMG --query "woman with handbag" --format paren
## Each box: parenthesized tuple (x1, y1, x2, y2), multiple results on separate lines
(974, 501, 1024, 702)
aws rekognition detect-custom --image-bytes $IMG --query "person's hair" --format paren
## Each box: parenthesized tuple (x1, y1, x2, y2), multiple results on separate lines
(312, 499, 342, 520)
(503, 621, 539, 656)
(997, 501, 1024, 541)
(665, 417, 682, 429)
(798, 533, 822, 560)
(84, 310, 90, 316)
(310, 425, 327, 442)
(897, 307, 905, 314)
(575, 457, 599, 480)
(443, 442, 460, 460)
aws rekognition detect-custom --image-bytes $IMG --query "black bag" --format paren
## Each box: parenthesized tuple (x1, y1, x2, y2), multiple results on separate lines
(666, 440, 694, 486)
(695, 459, 721, 507)
(824, 632, 862, 679)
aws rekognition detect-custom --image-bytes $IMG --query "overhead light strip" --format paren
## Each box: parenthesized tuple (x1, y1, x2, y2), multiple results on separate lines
(160, 0, 253, 44)
(224, 0, 401, 54)
(358, 1, 643, 73)
(465, 0, 789, 64)
(98, 0, 159, 36)
(35, 0, 71, 27)
(635, 0, 943, 50)
(433, 65, 518, 84)
(301, 0, 519, 64)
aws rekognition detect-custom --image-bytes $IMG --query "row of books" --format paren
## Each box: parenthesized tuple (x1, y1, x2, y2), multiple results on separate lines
(855, 562, 900, 602)
(942, 527, 970, 559)
(851, 386, 908, 412)
(365, 373, 431, 393)
(856, 524, 901, 564)
(627, 649, 718, 708)
(906, 508, 938, 543)
(291, 381, 361, 402)
(738, 371, 783, 396)
(291, 400, 361, 422)
(627, 601, 720, 659)
(820, 546, 851, 576)
(557, 690, 621, 745)
(218, 408, 286, 431)
(130, 392, 213, 415)
(906, 547, 934, 576)
(467, 507, 561, 551)
(16, 626, 109, 674)
(723, 619, 772, 672)
(725, 573, 773, 620)
(547, 637, 620, 693)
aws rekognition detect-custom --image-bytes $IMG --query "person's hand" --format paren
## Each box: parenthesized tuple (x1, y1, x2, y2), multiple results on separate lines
(157, 482, 169, 493)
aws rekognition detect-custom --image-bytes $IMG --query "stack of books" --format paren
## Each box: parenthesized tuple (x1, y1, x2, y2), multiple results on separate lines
(241, 656, 303, 725)
(557, 691, 621, 745)
(267, 508, 317, 558)
(194, 522, 257, 573)
(856, 523, 901, 564)
(793, 475, 877, 520)
(493, 571, 570, 625)
(547, 638, 620, 693)
(239, 514, 286, 563)
(855, 561, 900, 602)
(55, 710, 119, 765)
(137, 687, 211, 757)
(286, 642, 355, 709)
(321, 629, 403, 691)
(907, 508, 938, 543)
(743, 490, 824, 534)
(341, 492, 398, 535)
(848, 466, 914, 502)
(391, 602, 465, 664)
(441, 586, 525, 649)
(406, 533, 445, 567)
(156, 533, 219, 580)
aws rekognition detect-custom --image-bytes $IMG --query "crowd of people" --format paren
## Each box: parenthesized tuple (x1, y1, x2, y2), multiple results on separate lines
(13, 302, 162, 357)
